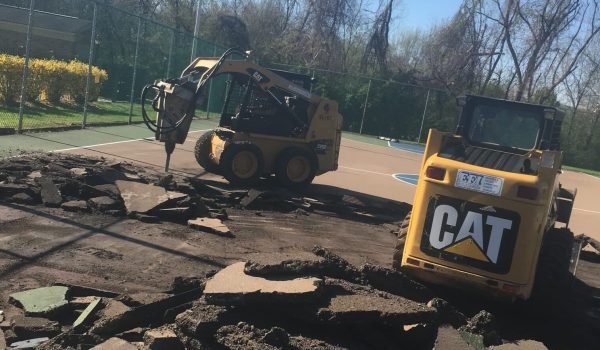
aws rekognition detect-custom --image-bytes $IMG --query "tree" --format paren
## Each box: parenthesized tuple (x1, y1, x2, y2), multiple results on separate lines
(493, 0, 600, 102)
(361, 0, 394, 74)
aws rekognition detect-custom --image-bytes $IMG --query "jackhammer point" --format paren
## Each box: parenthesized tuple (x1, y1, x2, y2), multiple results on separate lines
(165, 153, 171, 172)
(164, 141, 176, 172)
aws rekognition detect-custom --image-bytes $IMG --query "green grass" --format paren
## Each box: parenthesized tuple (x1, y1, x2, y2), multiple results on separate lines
(563, 165, 600, 178)
(0, 100, 220, 130)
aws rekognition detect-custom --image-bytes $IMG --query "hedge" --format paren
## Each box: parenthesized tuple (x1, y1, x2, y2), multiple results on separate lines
(0, 54, 108, 105)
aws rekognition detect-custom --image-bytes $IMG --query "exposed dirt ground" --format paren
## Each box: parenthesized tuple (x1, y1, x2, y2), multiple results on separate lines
(0, 141, 599, 349)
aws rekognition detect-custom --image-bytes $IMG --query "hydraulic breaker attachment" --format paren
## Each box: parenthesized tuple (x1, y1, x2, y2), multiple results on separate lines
(142, 81, 195, 171)
(141, 48, 249, 172)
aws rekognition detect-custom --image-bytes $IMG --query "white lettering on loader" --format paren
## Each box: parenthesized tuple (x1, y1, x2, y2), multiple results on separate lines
(429, 205, 513, 263)
(430, 205, 457, 249)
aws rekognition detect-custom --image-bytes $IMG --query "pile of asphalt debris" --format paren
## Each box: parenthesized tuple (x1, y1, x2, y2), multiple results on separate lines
(0, 153, 408, 235)
(0, 153, 552, 349)
(1, 245, 526, 350)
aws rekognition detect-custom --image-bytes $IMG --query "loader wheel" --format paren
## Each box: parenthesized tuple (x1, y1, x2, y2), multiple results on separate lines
(275, 148, 317, 188)
(220, 143, 263, 186)
(532, 227, 574, 304)
(194, 130, 220, 173)
(392, 211, 411, 270)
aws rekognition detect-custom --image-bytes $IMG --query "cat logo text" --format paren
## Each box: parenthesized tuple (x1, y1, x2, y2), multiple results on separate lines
(421, 196, 520, 274)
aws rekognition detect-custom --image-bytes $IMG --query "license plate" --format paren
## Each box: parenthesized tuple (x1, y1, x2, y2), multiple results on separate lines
(455, 170, 503, 196)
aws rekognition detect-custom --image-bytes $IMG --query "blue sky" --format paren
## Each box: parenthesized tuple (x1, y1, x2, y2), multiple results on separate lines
(395, 0, 463, 32)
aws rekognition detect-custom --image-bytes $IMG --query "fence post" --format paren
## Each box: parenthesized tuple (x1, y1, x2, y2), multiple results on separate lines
(205, 44, 217, 119)
(128, 17, 142, 124)
(359, 79, 372, 134)
(166, 29, 174, 78)
(417, 89, 431, 144)
(17, 0, 35, 134)
(190, 0, 201, 61)
(82, 1, 98, 129)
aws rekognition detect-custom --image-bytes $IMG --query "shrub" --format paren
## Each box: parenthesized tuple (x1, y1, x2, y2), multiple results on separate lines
(37, 58, 69, 104)
(64, 60, 108, 104)
(0, 54, 108, 106)
(0, 54, 24, 105)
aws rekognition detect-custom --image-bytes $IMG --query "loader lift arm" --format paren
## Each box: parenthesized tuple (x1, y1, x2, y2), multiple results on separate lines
(141, 48, 318, 171)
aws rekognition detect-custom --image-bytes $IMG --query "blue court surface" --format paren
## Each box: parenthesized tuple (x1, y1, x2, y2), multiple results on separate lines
(387, 140, 425, 154)
(393, 173, 419, 185)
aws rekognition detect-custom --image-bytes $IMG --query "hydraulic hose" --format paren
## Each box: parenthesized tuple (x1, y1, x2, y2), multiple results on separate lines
(140, 84, 191, 135)
(141, 48, 248, 135)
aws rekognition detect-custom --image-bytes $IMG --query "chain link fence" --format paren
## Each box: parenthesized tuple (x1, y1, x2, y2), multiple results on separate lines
(0, 0, 459, 144)
(0, 0, 228, 132)
(268, 63, 458, 142)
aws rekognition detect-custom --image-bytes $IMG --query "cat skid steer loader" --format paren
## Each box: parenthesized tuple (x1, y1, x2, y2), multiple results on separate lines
(141, 48, 342, 187)
(394, 95, 577, 301)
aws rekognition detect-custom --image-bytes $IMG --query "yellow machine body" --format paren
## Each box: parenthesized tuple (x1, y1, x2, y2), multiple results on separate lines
(147, 50, 342, 185)
(398, 95, 574, 300)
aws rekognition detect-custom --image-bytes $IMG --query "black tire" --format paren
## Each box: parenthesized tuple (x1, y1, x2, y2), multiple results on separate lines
(194, 130, 220, 174)
(392, 211, 411, 270)
(220, 143, 264, 186)
(275, 147, 317, 188)
(532, 227, 574, 304)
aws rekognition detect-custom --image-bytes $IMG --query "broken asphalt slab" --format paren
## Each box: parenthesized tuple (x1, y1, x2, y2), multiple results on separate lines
(9, 286, 69, 316)
(90, 337, 138, 350)
(90, 288, 202, 336)
(99, 299, 131, 319)
(244, 252, 326, 277)
(54, 282, 119, 298)
(11, 315, 61, 339)
(88, 196, 121, 212)
(360, 264, 433, 303)
(317, 294, 436, 327)
(60, 200, 89, 212)
(434, 326, 474, 350)
(214, 322, 282, 350)
(204, 262, 322, 305)
(188, 217, 232, 236)
(72, 298, 101, 330)
(117, 292, 172, 307)
(0, 184, 34, 198)
(9, 337, 50, 349)
(143, 326, 183, 350)
(175, 302, 237, 339)
(115, 180, 185, 214)
(35, 177, 62, 207)
(490, 340, 549, 349)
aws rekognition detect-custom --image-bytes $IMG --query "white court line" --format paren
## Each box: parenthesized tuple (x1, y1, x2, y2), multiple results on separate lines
(338, 165, 391, 177)
(52, 129, 210, 152)
(391, 173, 419, 186)
(573, 207, 600, 214)
(387, 140, 425, 155)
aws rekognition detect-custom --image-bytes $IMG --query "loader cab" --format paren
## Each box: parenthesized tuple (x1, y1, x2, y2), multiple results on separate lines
(440, 95, 563, 175)
(217, 69, 314, 137)
(455, 95, 563, 152)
